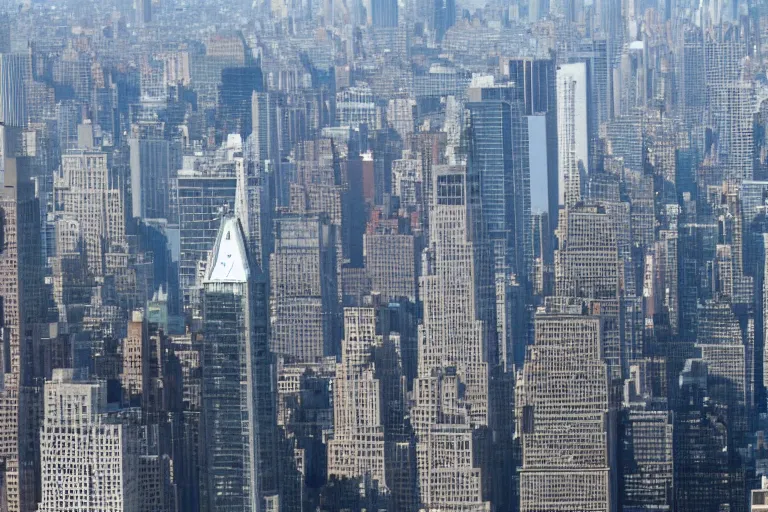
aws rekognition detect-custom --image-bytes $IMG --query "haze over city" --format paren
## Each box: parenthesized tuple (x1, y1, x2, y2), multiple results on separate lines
(0, 0, 764, 511)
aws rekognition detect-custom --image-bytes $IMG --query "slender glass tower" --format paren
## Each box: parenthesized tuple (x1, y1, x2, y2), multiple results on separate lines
(201, 216, 278, 512)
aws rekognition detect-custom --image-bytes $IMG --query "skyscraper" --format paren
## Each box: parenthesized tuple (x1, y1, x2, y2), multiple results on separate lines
(176, 160, 238, 309)
(556, 62, 592, 208)
(528, 0, 549, 21)
(674, 359, 739, 512)
(710, 82, 755, 184)
(129, 123, 180, 221)
(517, 309, 614, 512)
(251, 92, 280, 166)
(411, 369, 491, 511)
(418, 164, 497, 425)
(620, 359, 674, 511)
(270, 213, 339, 362)
(555, 204, 620, 300)
(219, 66, 264, 141)
(371, 0, 398, 27)
(326, 307, 396, 503)
(39, 369, 140, 512)
(466, 90, 532, 372)
(236, 141, 272, 276)
(508, 57, 559, 234)
(363, 223, 417, 302)
(0, 123, 45, 512)
(121, 311, 147, 407)
(0, 55, 26, 129)
(555, 204, 623, 376)
(413, 164, 500, 510)
(55, 151, 128, 279)
(466, 90, 531, 284)
(431, 0, 455, 42)
(201, 216, 278, 511)
(135, 0, 152, 26)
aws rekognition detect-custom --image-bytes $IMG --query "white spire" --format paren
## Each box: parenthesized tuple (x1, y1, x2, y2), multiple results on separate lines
(205, 216, 250, 283)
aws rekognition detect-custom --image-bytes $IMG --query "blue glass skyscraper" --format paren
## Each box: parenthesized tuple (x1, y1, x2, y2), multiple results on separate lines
(467, 90, 531, 286)
(467, 87, 532, 370)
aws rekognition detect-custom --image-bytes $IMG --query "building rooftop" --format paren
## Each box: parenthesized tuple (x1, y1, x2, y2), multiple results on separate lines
(206, 216, 249, 283)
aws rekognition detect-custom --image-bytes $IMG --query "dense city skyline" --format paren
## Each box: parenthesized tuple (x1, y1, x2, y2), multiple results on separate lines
(0, 0, 766, 511)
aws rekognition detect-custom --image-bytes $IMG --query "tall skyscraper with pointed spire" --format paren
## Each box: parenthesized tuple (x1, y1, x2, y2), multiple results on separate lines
(201, 217, 279, 512)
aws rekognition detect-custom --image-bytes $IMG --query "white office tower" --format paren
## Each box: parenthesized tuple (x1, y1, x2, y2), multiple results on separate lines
(201, 216, 279, 512)
(413, 165, 496, 511)
(39, 369, 139, 512)
(556, 62, 590, 208)
(327, 308, 387, 487)
(516, 310, 614, 512)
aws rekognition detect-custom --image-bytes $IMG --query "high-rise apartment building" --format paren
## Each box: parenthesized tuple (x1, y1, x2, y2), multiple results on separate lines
(408, 131, 447, 239)
(0, 125, 46, 512)
(39, 369, 139, 512)
(200, 217, 278, 511)
(644, 232, 680, 339)
(327, 308, 388, 491)
(674, 358, 739, 512)
(696, 298, 751, 437)
(418, 164, 497, 426)
(55, 151, 128, 278)
(336, 85, 381, 131)
(711, 82, 756, 185)
(620, 359, 674, 511)
(288, 138, 348, 282)
(554, 204, 623, 375)
(555, 204, 620, 300)
(412, 164, 500, 510)
(517, 310, 614, 512)
(363, 228, 417, 302)
(170, 333, 203, 512)
(121, 311, 147, 408)
(270, 213, 339, 362)
(411, 369, 491, 512)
